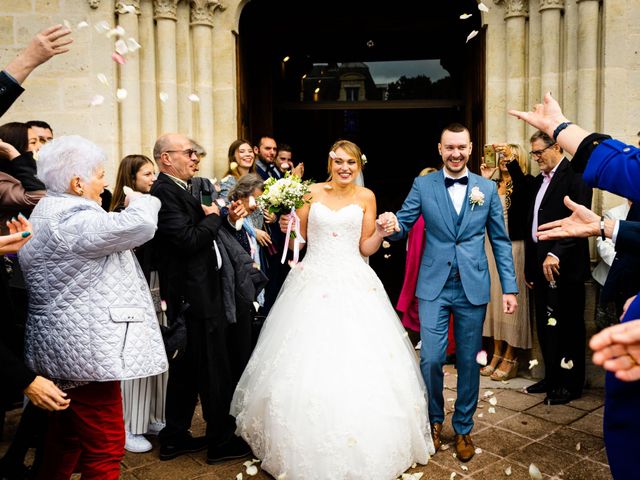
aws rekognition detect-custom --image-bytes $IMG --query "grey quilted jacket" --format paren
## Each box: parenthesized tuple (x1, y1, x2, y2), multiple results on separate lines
(19, 193, 168, 382)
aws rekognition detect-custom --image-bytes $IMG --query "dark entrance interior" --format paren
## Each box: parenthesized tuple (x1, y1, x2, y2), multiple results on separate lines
(239, 1, 484, 302)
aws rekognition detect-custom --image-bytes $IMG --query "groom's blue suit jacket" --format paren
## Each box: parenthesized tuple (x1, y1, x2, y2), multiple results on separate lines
(392, 170, 518, 306)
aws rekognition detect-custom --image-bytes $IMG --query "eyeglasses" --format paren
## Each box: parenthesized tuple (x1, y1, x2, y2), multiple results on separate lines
(529, 143, 556, 157)
(164, 149, 199, 159)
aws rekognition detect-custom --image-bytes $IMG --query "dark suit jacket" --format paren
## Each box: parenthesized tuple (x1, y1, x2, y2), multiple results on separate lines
(0, 71, 24, 118)
(502, 165, 534, 241)
(151, 173, 224, 320)
(511, 158, 592, 283)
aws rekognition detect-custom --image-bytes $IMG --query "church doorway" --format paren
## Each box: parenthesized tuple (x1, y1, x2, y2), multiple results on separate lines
(238, 0, 484, 302)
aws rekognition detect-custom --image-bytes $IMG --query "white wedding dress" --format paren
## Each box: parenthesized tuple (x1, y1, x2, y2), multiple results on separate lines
(231, 202, 434, 479)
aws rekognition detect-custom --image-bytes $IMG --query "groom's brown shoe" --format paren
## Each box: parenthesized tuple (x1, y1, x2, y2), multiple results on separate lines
(454, 433, 475, 462)
(431, 423, 443, 451)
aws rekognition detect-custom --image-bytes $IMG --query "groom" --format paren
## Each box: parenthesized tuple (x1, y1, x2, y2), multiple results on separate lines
(387, 123, 518, 462)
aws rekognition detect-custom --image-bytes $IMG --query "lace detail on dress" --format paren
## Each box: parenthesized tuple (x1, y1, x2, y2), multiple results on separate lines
(231, 202, 434, 480)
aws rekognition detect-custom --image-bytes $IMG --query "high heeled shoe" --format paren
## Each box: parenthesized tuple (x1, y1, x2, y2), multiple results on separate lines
(491, 357, 518, 381)
(480, 355, 502, 376)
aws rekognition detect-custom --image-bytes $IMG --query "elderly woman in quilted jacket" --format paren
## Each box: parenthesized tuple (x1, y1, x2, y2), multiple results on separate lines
(18, 135, 168, 480)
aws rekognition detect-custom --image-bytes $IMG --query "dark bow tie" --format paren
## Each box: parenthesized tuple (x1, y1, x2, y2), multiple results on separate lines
(444, 176, 468, 188)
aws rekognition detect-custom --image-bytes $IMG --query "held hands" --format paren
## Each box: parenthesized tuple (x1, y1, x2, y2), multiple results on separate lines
(590, 316, 640, 382)
(24, 376, 70, 411)
(503, 294, 518, 314)
(376, 212, 400, 237)
(537, 196, 600, 240)
(508, 92, 569, 138)
(0, 215, 32, 254)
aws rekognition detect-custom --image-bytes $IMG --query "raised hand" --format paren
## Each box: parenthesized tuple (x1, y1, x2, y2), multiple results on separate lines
(536, 196, 600, 240)
(228, 200, 247, 223)
(479, 163, 498, 179)
(1, 215, 33, 254)
(508, 92, 568, 138)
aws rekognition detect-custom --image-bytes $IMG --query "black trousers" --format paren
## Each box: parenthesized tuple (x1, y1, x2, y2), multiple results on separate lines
(533, 279, 586, 394)
(159, 314, 235, 447)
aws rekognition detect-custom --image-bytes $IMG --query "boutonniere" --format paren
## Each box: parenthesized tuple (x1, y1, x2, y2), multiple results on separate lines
(469, 186, 485, 210)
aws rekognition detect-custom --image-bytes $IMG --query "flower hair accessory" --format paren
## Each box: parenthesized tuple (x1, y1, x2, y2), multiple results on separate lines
(469, 186, 485, 210)
(361, 154, 367, 165)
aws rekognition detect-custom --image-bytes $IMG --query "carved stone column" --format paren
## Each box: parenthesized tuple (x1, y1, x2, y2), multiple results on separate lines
(139, 0, 158, 156)
(190, 0, 222, 177)
(577, 0, 600, 132)
(116, 1, 142, 157)
(504, 0, 528, 144)
(539, 0, 565, 99)
(154, 0, 179, 134)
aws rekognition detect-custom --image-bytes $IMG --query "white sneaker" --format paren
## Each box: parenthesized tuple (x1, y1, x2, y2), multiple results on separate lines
(146, 421, 165, 436)
(125, 431, 153, 453)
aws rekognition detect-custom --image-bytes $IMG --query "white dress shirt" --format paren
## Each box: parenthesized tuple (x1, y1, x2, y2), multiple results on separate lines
(443, 168, 469, 215)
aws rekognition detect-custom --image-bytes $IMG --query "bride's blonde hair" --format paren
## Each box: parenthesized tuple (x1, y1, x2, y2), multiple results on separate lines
(327, 140, 363, 180)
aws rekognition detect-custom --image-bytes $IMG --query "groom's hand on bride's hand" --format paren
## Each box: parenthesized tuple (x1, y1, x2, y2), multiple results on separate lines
(376, 212, 400, 237)
(503, 294, 518, 314)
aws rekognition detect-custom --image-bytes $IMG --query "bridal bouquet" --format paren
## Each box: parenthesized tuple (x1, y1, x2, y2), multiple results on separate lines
(257, 173, 313, 265)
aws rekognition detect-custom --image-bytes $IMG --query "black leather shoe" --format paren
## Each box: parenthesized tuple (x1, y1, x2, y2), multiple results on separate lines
(525, 379, 547, 394)
(159, 435, 208, 461)
(544, 387, 581, 405)
(207, 436, 251, 464)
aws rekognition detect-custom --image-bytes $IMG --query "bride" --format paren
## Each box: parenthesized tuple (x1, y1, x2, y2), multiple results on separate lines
(230, 140, 434, 479)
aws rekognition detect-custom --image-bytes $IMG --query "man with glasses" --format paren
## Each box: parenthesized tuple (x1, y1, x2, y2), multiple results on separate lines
(150, 133, 251, 464)
(517, 131, 592, 404)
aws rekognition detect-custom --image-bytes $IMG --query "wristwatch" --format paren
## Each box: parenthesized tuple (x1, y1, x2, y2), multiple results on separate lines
(552, 121, 573, 141)
(600, 216, 606, 241)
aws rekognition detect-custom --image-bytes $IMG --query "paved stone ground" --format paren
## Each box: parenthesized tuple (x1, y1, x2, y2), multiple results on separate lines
(1, 365, 611, 479)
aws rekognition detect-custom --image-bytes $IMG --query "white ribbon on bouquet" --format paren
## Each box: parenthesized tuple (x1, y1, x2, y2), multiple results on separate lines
(281, 207, 306, 265)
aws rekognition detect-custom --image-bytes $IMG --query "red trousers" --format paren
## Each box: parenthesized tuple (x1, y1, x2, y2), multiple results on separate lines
(36, 381, 125, 480)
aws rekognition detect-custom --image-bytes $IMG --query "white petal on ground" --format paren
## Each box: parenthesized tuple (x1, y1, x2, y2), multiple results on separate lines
(276, 474, 287, 480)
(460, 13, 472, 20)
(476, 350, 488, 366)
(560, 357, 574, 370)
(576, 442, 581, 451)
(529, 463, 543, 480)
(505, 466, 513, 476)
(116, 88, 128, 101)
(77, 21, 89, 29)
(461, 465, 469, 471)
(547, 317, 557, 326)
(475, 447, 482, 454)
(489, 396, 498, 406)
(90, 94, 105, 106)
(97, 73, 109, 86)
(159, 91, 169, 103)
(441, 443, 450, 451)
(115, 39, 129, 56)
(466, 30, 479, 43)
(529, 359, 539, 370)
(188, 93, 200, 102)
(449, 473, 457, 480)
(246, 465, 258, 476)
(488, 407, 496, 414)
(483, 390, 494, 398)
(413, 474, 424, 480)
(126, 38, 142, 52)
(478, 2, 489, 12)
(478, 413, 484, 418)
(236, 474, 243, 480)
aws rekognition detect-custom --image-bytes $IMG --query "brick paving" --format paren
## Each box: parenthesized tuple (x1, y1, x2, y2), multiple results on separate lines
(1, 365, 611, 479)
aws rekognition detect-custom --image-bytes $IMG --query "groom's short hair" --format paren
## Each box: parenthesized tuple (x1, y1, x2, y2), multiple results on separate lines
(441, 123, 470, 141)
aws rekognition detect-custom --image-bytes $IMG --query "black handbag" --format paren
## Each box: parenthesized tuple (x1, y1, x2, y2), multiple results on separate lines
(160, 301, 189, 361)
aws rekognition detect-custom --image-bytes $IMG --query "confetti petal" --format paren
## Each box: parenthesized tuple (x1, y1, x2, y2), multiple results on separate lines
(529, 359, 539, 370)
(575, 442, 581, 451)
(449, 473, 457, 480)
(248, 196, 257, 208)
(90, 94, 105, 106)
(95, 20, 111, 33)
(276, 475, 287, 480)
(560, 357, 574, 370)
(529, 463, 543, 480)
(77, 21, 89, 29)
(126, 38, 142, 52)
(478, 2, 489, 12)
(97, 73, 109, 86)
(476, 350, 488, 366)
(246, 465, 258, 476)
(329, 151, 338, 159)
(230, 161, 238, 170)
(115, 39, 129, 55)
(252, 301, 260, 312)
(188, 93, 200, 102)
(159, 91, 169, 103)
(382, 240, 390, 249)
(112, 52, 126, 64)
(116, 88, 128, 101)
(466, 30, 479, 43)
(483, 390, 494, 398)
(489, 396, 498, 406)
(384, 254, 391, 259)
(505, 466, 512, 476)
(547, 317, 557, 326)
(460, 13, 472, 20)
(461, 465, 468, 471)
(441, 443, 450, 451)
(216, 198, 226, 207)
(475, 447, 483, 454)
(107, 26, 126, 38)
(160, 300, 167, 312)
(478, 413, 484, 418)
(488, 407, 496, 414)
(236, 474, 243, 480)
